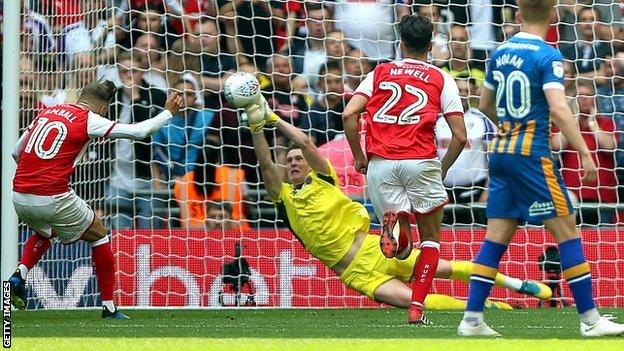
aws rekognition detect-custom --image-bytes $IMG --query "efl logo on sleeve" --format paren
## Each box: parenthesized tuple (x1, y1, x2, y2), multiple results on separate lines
(552, 61, 564, 79)
(2, 281, 10, 348)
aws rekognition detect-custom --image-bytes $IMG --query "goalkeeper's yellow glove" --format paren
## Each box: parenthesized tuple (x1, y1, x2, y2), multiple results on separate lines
(243, 96, 281, 133)
(241, 102, 266, 134)
(255, 95, 281, 127)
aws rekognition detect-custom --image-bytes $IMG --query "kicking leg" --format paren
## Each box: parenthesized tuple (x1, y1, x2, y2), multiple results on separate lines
(9, 232, 52, 309)
(436, 260, 552, 300)
(83, 219, 128, 319)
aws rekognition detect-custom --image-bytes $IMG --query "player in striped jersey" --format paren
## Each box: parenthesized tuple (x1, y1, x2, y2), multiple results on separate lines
(457, 0, 624, 337)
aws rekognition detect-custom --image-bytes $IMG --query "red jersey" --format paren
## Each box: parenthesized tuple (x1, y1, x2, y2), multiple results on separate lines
(354, 58, 463, 160)
(13, 104, 116, 196)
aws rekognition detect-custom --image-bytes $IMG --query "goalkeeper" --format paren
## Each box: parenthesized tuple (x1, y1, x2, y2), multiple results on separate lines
(240, 96, 551, 312)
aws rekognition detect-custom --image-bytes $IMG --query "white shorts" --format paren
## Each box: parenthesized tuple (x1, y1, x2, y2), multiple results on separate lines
(12, 190, 95, 245)
(366, 157, 448, 220)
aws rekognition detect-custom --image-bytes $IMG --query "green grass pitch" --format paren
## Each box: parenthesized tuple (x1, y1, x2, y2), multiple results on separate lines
(9, 308, 624, 351)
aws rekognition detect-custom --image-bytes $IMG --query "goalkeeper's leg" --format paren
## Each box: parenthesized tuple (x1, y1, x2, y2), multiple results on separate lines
(439, 260, 552, 300)
(373, 278, 512, 311)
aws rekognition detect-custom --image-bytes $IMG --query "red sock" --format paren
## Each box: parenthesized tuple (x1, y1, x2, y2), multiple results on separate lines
(20, 233, 52, 269)
(91, 240, 115, 301)
(410, 241, 440, 308)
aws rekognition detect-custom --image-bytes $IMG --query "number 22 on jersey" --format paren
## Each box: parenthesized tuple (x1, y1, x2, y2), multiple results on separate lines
(372, 81, 428, 125)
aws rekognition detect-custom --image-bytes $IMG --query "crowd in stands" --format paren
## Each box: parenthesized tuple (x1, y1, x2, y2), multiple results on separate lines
(7, 0, 624, 228)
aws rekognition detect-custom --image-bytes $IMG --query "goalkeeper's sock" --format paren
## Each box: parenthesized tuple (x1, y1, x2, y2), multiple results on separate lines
(410, 240, 440, 309)
(18, 233, 52, 279)
(559, 238, 599, 325)
(449, 261, 522, 291)
(91, 236, 115, 307)
(464, 240, 507, 324)
(424, 294, 466, 310)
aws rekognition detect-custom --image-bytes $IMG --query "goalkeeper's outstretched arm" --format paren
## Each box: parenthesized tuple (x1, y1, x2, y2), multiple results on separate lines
(245, 97, 330, 176)
(250, 130, 284, 201)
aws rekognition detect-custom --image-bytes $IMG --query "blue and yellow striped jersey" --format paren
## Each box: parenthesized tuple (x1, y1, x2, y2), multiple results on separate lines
(484, 32, 565, 157)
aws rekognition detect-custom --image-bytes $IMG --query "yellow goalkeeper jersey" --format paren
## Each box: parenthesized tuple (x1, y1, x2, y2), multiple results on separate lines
(274, 161, 371, 267)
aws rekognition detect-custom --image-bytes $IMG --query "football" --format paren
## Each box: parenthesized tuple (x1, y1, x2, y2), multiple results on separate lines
(223, 72, 261, 108)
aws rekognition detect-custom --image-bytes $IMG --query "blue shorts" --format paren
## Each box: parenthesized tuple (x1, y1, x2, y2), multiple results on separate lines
(486, 153, 574, 223)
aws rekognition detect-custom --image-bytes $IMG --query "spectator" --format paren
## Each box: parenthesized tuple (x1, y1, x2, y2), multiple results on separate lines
(132, 33, 168, 90)
(467, 0, 498, 66)
(436, 77, 494, 206)
(206, 202, 237, 230)
(173, 144, 248, 230)
(290, 3, 333, 91)
(22, 2, 55, 55)
(264, 53, 310, 127)
(597, 53, 624, 132)
(218, 0, 286, 72)
(37, 0, 91, 64)
(301, 60, 348, 146)
(82, 0, 116, 63)
(107, 52, 167, 229)
(165, 37, 205, 108)
(334, 0, 408, 62)
(551, 83, 618, 223)
(118, 4, 166, 49)
(343, 48, 372, 93)
(560, 7, 613, 77)
(19, 56, 38, 127)
(192, 17, 236, 108)
(443, 25, 485, 86)
(416, 4, 449, 67)
(152, 79, 215, 186)
(596, 52, 624, 198)
(325, 30, 351, 62)
(40, 53, 97, 107)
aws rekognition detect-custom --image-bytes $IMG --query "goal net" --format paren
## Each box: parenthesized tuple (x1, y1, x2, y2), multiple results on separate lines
(14, 0, 624, 309)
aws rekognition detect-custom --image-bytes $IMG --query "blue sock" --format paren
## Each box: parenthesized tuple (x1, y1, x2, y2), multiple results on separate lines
(466, 240, 508, 312)
(559, 238, 596, 314)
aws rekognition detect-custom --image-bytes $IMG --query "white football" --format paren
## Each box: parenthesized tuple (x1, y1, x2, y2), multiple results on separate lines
(224, 72, 261, 108)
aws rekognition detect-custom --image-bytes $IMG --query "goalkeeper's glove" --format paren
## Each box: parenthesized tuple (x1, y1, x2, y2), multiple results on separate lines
(242, 101, 266, 134)
(243, 96, 281, 133)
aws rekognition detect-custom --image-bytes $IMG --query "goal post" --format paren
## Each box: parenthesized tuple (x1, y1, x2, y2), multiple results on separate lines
(2, 0, 21, 281)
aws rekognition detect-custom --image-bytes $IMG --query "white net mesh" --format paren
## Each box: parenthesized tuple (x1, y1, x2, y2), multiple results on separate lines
(11, 0, 624, 308)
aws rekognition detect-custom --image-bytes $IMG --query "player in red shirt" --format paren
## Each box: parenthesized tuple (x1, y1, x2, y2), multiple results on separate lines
(343, 15, 467, 324)
(9, 81, 182, 318)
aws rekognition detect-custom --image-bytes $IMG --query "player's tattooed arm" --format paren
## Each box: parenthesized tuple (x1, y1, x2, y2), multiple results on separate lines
(343, 94, 369, 174)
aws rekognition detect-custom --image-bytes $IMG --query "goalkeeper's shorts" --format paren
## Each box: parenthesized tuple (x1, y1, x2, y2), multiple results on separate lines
(340, 234, 420, 300)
